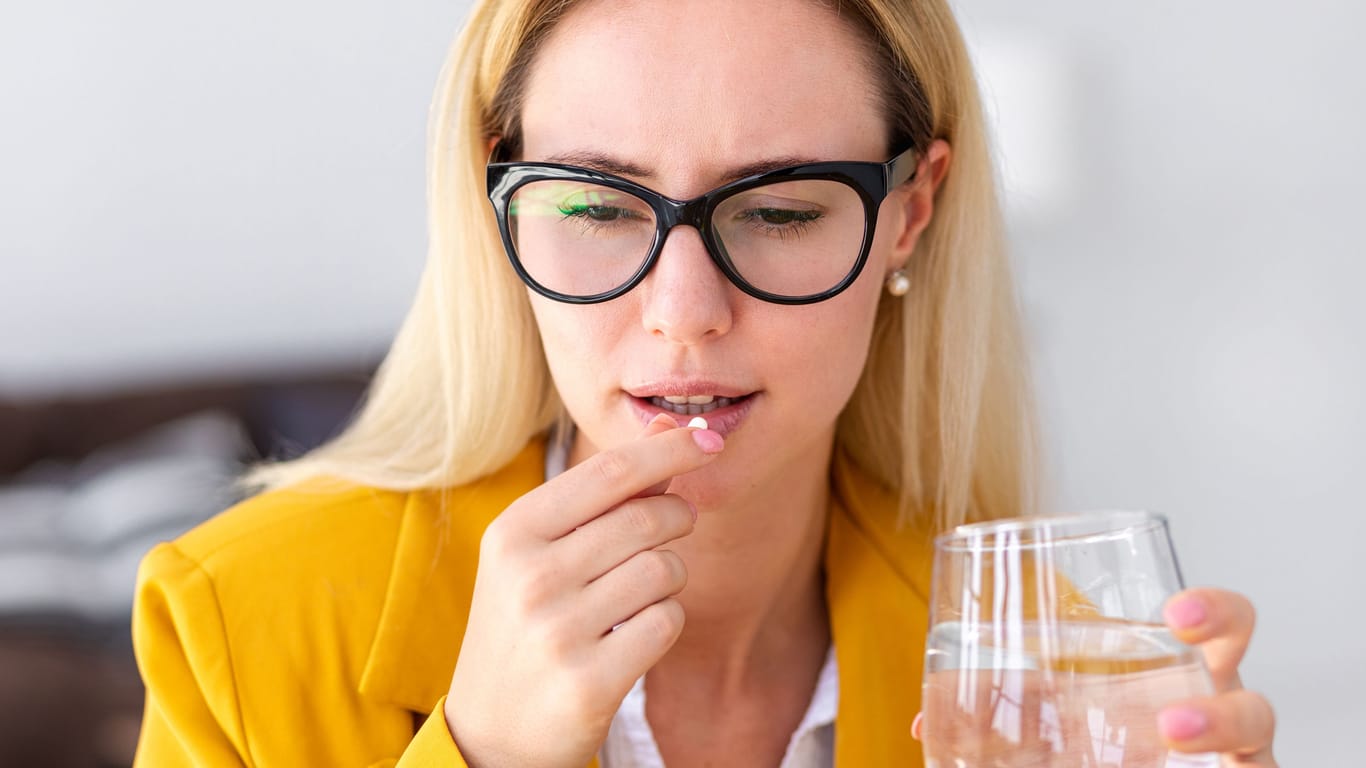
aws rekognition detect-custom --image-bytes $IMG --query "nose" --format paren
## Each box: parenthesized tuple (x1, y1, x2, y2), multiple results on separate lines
(639, 225, 734, 344)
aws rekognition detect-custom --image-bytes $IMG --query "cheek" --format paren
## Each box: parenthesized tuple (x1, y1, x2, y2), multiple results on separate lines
(791, 207, 902, 403)
(529, 298, 617, 404)
(765, 277, 884, 415)
(527, 296, 598, 393)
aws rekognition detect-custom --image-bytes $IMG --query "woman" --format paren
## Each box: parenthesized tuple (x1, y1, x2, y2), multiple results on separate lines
(132, 0, 1278, 765)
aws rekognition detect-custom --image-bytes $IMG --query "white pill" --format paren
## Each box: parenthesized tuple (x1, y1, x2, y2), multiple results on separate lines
(687, 416, 709, 430)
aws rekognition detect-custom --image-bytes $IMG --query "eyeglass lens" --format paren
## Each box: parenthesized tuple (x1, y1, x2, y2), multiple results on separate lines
(507, 178, 866, 299)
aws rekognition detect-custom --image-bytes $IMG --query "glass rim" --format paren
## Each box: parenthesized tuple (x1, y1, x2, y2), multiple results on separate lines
(934, 509, 1170, 552)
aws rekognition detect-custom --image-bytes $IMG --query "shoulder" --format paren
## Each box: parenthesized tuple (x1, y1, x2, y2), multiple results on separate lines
(136, 436, 548, 649)
(131, 440, 548, 762)
(129, 478, 422, 761)
(828, 450, 935, 599)
(163, 477, 411, 588)
(134, 477, 417, 688)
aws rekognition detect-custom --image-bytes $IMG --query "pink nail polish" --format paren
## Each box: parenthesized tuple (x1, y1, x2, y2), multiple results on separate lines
(1164, 597, 1207, 629)
(1158, 707, 1208, 741)
(691, 429, 724, 454)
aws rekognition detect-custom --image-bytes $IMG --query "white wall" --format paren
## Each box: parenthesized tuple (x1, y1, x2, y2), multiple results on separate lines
(0, 0, 444, 393)
(2, 0, 1360, 763)
(957, 2, 1365, 764)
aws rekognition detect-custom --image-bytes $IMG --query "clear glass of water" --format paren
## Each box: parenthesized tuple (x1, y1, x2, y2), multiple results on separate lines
(922, 511, 1220, 767)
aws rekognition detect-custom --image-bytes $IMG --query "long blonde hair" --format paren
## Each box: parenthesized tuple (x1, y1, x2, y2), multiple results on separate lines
(248, 0, 1036, 530)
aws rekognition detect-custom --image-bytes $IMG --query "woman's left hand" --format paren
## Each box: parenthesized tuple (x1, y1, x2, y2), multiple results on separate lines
(1159, 587, 1278, 766)
(911, 587, 1279, 766)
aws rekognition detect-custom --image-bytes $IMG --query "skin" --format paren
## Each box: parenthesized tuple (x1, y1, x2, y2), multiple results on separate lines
(445, 1, 1277, 766)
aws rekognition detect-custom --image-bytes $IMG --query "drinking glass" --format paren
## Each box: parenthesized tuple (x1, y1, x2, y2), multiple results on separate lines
(921, 511, 1220, 767)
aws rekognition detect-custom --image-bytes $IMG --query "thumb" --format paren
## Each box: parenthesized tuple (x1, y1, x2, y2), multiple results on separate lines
(640, 411, 679, 438)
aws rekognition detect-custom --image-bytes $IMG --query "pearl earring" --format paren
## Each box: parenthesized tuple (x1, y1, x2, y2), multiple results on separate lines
(885, 269, 911, 297)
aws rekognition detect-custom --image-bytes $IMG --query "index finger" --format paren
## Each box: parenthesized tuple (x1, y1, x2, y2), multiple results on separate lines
(516, 424, 723, 540)
(1164, 587, 1256, 691)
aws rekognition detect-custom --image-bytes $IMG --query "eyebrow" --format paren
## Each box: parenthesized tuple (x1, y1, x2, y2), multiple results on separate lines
(539, 150, 825, 184)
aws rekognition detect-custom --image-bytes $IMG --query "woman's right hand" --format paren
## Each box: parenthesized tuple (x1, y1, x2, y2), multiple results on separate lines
(444, 413, 724, 768)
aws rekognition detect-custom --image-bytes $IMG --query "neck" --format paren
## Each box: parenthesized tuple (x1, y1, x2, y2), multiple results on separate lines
(654, 432, 834, 693)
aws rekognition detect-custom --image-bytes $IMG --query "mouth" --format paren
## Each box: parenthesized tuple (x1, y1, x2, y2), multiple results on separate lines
(625, 389, 759, 437)
(647, 394, 748, 416)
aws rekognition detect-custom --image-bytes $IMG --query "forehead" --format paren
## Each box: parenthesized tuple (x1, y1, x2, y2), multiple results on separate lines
(519, 0, 889, 190)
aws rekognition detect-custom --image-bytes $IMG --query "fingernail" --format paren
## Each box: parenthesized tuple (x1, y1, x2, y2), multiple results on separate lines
(687, 500, 698, 523)
(1164, 596, 1207, 630)
(911, 712, 924, 741)
(691, 429, 724, 454)
(1158, 706, 1208, 741)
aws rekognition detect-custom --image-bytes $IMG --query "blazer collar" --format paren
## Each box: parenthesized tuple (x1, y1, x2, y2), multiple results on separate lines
(825, 452, 935, 766)
(359, 439, 935, 767)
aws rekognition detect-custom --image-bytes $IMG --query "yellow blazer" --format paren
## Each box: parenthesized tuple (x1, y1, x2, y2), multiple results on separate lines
(132, 438, 934, 766)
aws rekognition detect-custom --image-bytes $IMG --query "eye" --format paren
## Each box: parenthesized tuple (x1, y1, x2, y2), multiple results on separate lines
(557, 202, 648, 223)
(582, 206, 623, 221)
(752, 208, 821, 226)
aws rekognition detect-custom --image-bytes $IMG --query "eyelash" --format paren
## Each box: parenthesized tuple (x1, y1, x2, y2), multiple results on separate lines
(558, 204, 647, 233)
(556, 203, 824, 241)
(736, 209, 823, 240)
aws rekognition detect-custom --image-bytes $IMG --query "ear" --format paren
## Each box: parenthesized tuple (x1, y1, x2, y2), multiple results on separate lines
(885, 138, 952, 273)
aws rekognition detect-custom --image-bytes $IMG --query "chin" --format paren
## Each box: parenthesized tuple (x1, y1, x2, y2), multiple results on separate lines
(664, 460, 748, 512)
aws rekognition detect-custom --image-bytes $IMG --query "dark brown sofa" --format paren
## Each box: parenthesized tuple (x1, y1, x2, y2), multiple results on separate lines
(0, 367, 372, 767)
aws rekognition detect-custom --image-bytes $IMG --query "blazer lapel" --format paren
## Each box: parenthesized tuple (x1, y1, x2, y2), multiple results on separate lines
(826, 453, 936, 767)
(359, 440, 547, 714)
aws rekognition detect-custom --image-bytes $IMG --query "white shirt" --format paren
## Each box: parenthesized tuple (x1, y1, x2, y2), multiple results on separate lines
(599, 650, 837, 768)
(545, 432, 838, 767)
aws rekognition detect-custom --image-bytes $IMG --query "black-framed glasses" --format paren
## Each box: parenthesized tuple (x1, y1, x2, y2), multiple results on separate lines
(486, 143, 919, 305)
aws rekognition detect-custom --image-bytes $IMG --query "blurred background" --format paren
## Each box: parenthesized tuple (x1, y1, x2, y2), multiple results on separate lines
(0, 0, 1360, 764)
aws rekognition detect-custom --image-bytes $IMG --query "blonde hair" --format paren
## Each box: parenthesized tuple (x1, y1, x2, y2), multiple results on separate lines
(247, 0, 1036, 530)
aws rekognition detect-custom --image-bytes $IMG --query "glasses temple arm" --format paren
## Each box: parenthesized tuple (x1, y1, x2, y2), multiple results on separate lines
(885, 146, 920, 190)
